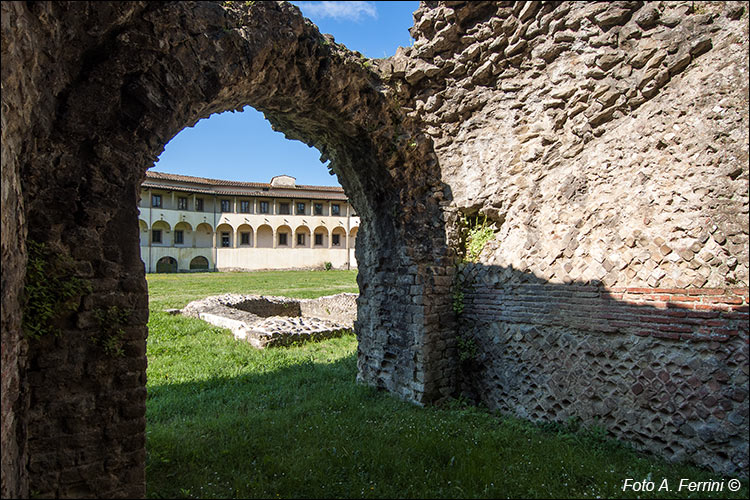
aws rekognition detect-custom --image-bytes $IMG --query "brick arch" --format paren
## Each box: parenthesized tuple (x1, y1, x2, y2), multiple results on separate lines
(2, 2, 453, 497)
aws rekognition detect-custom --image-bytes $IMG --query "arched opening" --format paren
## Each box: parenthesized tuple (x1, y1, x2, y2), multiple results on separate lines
(6, 2, 453, 497)
(276, 225, 292, 248)
(237, 223, 253, 247)
(156, 256, 178, 273)
(189, 256, 210, 271)
(348, 226, 359, 249)
(195, 223, 213, 248)
(174, 221, 193, 247)
(313, 225, 329, 248)
(331, 227, 347, 249)
(294, 225, 311, 248)
(256, 224, 273, 248)
(151, 220, 171, 247)
(216, 223, 234, 249)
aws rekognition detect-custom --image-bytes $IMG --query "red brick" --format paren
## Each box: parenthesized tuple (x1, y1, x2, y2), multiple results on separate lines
(659, 324, 692, 333)
(625, 288, 654, 294)
(686, 288, 726, 296)
(699, 320, 730, 327)
(704, 296, 744, 305)
(686, 310, 720, 319)
(639, 315, 673, 324)
(646, 301, 668, 309)
(694, 303, 731, 311)
(667, 295, 701, 302)
(665, 310, 688, 318)
(652, 331, 681, 340)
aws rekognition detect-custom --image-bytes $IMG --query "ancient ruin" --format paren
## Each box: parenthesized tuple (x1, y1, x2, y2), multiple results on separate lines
(180, 293, 357, 348)
(2, 1, 748, 497)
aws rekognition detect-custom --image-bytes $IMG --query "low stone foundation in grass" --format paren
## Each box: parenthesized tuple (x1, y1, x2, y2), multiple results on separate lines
(180, 293, 357, 349)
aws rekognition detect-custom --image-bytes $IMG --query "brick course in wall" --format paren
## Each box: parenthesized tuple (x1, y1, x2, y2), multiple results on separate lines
(464, 282, 749, 342)
(2, 1, 748, 496)
(459, 263, 749, 474)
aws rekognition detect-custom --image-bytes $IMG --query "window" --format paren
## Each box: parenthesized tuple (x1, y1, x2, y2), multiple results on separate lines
(152, 229, 162, 243)
(314, 203, 323, 215)
(259, 201, 269, 214)
(278, 233, 288, 246)
(241, 232, 250, 245)
(221, 232, 230, 247)
(296, 202, 306, 215)
(177, 197, 187, 210)
(297, 233, 305, 246)
(196, 198, 204, 211)
(331, 203, 340, 216)
(240, 200, 250, 213)
(314, 233, 323, 246)
(152, 194, 162, 208)
(221, 199, 230, 213)
(279, 202, 290, 215)
(332, 234, 340, 246)
(174, 230, 184, 244)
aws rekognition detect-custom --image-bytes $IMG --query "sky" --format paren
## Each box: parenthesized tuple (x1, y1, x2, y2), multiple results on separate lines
(151, 1, 419, 187)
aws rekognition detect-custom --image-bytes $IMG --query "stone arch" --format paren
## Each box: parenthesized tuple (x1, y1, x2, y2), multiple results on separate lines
(237, 223, 253, 247)
(174, 221, 193, 247)
(3, 2, 452, 497)
(151, 220, 171, 246)
(195, 222, 213, 248)
(155, 256, 178, 273)
(276, 224, 292, 248)
(348, 226, 358, 249)
(313, 225, 328, 248)
(189, 255, 210, 271)
(331, 226, 347, 248)
(294, 224, 311, 248)
(216, 223, 234, 248)
(256, 224, 273, 248)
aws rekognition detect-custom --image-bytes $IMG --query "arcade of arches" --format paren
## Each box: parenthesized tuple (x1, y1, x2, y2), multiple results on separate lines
(2, 1, 748, 497)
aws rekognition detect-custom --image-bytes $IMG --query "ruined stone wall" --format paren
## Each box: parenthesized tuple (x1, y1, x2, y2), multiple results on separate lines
(1, 1, 455, 496)
(299, 293, 358, 326)
(382, 0, 749, 475)
(2, 1, 748, 497)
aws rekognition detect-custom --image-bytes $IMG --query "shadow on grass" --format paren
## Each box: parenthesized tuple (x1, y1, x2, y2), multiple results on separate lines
(145, 345, 748, 499)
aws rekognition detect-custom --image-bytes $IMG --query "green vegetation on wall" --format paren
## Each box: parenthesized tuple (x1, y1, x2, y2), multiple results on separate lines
(22, 240, 90, 340)
(463, 214, 495, 263)
(92, 306, 129, 357)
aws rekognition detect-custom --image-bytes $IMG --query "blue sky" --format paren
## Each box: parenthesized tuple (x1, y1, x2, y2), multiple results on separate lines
(151, 1, 419, 187)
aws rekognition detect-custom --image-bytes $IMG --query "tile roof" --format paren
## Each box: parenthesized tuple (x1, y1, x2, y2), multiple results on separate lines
(143, 170, 348, 200)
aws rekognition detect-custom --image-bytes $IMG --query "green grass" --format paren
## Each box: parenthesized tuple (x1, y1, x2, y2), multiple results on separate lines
(146, 271, 747, 499)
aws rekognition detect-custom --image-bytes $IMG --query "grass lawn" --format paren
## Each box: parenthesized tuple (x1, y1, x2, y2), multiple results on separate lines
(145, 271, 747, 499)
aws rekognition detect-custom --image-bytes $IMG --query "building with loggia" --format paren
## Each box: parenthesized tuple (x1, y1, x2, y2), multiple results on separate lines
(138, 171, 359, 272)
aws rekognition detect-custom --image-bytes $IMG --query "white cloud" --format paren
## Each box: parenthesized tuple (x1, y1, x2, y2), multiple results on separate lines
(295, 1, 377, 22)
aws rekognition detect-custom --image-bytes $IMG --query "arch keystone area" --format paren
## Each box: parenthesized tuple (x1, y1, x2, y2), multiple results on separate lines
(3, 1, 748, 497)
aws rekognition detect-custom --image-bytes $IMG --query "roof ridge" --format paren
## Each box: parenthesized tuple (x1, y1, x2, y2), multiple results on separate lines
(145, 170, 343, 191)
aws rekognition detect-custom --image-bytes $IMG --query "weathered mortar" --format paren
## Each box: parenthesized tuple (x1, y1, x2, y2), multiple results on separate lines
(2, 1, 454, 496)
(385, 0, 749, 476)
(181, 293, 357, 348)
(1, 1, 748, 497)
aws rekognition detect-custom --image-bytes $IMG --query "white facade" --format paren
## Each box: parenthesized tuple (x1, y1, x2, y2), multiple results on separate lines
(138, 171, 359, 272)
